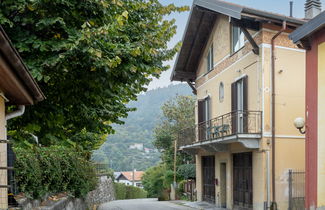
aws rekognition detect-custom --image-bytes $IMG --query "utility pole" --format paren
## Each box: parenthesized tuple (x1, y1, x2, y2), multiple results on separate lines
(173, 134, 178, 187)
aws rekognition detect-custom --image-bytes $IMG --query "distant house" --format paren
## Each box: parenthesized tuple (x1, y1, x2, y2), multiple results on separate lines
(290, 7, 325, 210)
(116, 171, 144, 188)
(129, 143, 144, 151)
(0, 26, 45, 208)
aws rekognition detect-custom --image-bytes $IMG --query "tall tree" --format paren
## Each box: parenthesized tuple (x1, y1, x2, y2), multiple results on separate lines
(0, 0, 188, 150)
(153, 95, 195, 169)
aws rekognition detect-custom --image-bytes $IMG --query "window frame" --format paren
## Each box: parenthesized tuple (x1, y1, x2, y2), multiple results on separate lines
(231, 25, 245, 53)
(206, 44, 214, 72)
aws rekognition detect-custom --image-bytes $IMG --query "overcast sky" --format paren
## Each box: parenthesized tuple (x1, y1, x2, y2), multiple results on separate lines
(146, 0, 325, 90)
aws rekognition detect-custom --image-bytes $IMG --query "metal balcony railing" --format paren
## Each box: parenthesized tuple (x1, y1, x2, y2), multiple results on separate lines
(178, 110, 262, 148)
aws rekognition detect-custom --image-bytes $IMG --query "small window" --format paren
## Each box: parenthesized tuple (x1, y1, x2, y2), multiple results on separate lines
(207, 44, 213, 72)
(232, 26, 245, 53)
(219, 82, 224, 102)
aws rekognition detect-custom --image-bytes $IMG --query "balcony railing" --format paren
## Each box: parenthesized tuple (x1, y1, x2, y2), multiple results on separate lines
(178, 110, 262, 148)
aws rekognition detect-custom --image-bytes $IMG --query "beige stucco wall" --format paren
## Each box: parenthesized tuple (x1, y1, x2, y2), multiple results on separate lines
(0, 96, 7, 209)
(317, 42, 325, 207)
(193, 25, 306, 210)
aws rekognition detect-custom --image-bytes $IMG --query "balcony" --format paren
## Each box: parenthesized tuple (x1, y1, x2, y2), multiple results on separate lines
(178, 111, 262, 153)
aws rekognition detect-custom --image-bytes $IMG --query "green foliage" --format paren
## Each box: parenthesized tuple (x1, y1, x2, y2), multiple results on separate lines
(92, 84, 192, 171)
(153, 95, 196, 170)
(0, 0, 189, 150)
(125, 185, 147, 199)
(141, 165, 165, 198)
(14, 146, 97, 199)
(177, 164, 196, 180)
(114, 183, 127, 200)
(114, 183, 147, 200)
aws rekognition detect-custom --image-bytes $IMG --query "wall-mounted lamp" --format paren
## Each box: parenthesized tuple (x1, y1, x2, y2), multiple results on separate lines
(294, 117, 306, 134)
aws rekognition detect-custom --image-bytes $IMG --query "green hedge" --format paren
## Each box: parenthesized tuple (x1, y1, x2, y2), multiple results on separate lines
(114, 183, 147, 200)
(14, 146, 97, 199)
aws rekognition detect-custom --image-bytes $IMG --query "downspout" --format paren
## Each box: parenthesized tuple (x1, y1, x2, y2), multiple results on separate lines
(5, 105, 25, 121)
(271, 21, 286, 210)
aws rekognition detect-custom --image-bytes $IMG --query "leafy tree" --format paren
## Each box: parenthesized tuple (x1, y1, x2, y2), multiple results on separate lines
(0, 0, 188, 150)
(141, 164, 166, 198)
(153, 95, 195, 170)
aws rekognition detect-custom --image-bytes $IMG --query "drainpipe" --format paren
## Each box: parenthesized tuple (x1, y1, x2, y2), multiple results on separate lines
(271, 21, 286, 210)
(5, 105, 25, 121)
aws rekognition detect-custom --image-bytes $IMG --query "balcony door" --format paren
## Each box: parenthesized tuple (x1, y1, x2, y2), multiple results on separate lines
(198, 97, 210, 141)
(231, 76, 248, 134)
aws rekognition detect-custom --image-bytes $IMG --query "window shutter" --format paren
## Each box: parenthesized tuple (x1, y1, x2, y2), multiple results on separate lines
(231, 82, 237, 112)
(243, 76, 248, 111)
(198, 100, 205, 124)
(243, 76, 248, 132)
(206, 96, 211, 121)
(231, 82, 238, 133)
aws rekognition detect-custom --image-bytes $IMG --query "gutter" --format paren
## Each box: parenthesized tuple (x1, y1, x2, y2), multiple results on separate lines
(5, 105, 25, 121)
(270, 21, 286, 210)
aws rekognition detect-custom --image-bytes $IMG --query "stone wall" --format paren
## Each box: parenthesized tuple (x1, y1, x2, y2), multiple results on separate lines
(86, 176, 115, 209)
(15, 176, 115, 210)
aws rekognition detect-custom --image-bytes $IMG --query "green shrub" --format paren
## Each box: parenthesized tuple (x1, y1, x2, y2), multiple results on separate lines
(114, 183, 147, 200)
(14, 146, 97, 199)
(125, 185, 147, 199)
(114, 183, 127, 200)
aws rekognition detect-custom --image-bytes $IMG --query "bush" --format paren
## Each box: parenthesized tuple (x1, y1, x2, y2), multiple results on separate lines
(114, 183, 127, 200)
(14, 146, 97, 199)
(114, 183, 147, 200)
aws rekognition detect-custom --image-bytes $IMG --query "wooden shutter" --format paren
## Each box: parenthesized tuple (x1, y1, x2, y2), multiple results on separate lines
(206, 96, 211, 121)
(198, 100, 205, 124)
(243, 76, 248, 132)
(231, 82, 237, 134)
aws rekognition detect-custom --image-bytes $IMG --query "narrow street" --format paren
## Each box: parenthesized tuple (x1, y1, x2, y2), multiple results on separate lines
(98, 198, 197, 210)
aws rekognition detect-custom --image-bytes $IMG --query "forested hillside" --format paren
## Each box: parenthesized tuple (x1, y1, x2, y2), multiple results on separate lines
(92, 84, 193, 171)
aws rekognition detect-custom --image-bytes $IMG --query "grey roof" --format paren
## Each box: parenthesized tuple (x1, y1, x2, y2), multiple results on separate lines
(171, 0, 306, 82)
(290, 10, 325, 43)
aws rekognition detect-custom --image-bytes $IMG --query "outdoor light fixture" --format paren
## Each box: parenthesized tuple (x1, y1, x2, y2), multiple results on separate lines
(294, 117, 306, 134)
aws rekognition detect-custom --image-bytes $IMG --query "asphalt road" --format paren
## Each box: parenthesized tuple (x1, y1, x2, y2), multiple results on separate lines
(98, 198, 197, 210)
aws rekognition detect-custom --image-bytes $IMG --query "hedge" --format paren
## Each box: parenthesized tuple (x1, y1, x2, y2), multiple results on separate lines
(14, 146, 97, 199)
(114, 183, 147, 200)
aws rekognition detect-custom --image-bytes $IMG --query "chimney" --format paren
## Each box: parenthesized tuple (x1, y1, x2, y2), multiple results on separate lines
(305, 0, 322, 19)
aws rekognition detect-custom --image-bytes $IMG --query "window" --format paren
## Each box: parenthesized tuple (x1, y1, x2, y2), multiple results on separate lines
(207, 44, 213, 72)
(219, 82, 224, 102)
(232, 26, 245, 53)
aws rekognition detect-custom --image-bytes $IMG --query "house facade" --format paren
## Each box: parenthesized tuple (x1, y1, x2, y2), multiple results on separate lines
(290, 8, 325, 210)
(171, 1, 307, 209)
(0, 26, 44, 209)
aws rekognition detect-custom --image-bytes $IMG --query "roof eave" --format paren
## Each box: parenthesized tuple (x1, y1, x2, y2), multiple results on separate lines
(290, 11, 325, 43)
(0, 26, 45, 104)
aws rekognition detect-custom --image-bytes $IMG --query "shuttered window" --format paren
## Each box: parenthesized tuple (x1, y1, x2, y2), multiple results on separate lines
(207, 44, 214, 72)
(198, 97, 211, 123)
(231, 76, 248, 133)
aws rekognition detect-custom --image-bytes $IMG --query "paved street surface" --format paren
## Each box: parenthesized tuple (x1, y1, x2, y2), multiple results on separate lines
(98, 198, 197, 210)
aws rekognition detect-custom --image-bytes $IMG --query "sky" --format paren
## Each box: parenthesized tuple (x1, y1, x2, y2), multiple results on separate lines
(146, 0, 325, 90)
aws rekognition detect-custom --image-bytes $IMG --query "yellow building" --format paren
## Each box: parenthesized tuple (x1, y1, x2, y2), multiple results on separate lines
(0, 26, 44, 209)
(171, 1, 306, 209)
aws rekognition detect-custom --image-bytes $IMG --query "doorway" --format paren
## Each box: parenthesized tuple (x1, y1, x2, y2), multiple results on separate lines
(233, 152, 253, 210)
(220, 162, 227, 208)
(202, 156, 215, 203)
